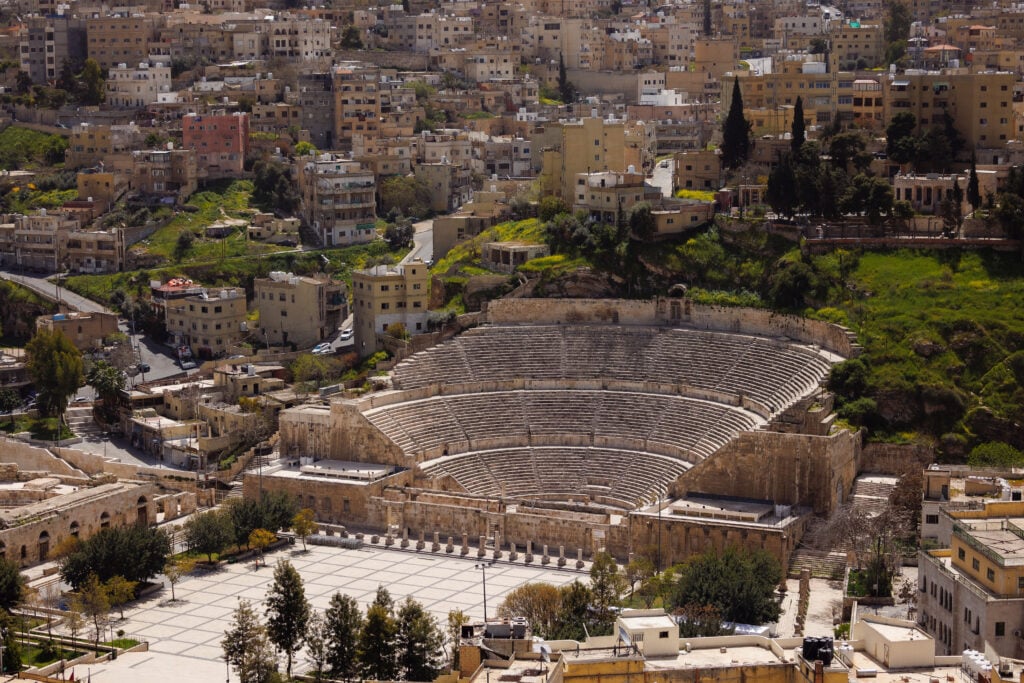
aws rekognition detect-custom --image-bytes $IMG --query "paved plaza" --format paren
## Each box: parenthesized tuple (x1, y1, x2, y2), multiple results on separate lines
(70, 542, 584, 682)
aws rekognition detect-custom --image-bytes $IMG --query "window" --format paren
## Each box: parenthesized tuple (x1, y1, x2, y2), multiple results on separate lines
(972, 558, 980, 570)
(986, 568, 995, 581)
(926, 514, 939, 524)
(958, 548, 966, 560)
(995, 622, 1005, 637)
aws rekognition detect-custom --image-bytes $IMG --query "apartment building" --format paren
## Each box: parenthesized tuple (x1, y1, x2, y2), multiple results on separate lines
(85, 14, 163, 71)
(295, 153, 377, 247)
(0, 211, 79, 273)
(66, 228, 125, 274)
(266, 16, 332, 61)
(165, 288, 248, 358)
(351, 259, 430, 355)
(829, 22, 885, 69)
(883, 69, 1017, 151)
(181, 112, 250, 180)
(918, 487, 1024, 657)
(36, 311, 120, 351)
(572, 170, 662, 224)
(19, 16, 87, 84)
(105, 61, 172, 108)
(130, 148, 198, 201)
(674, 149, 721, 191)
(254, 272, 347, 349)
(66, 123, 145, 169)
(332, 64, 382, 152)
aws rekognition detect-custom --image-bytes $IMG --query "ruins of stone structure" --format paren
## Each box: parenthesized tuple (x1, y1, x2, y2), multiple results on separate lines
(255, 297, 861, 571)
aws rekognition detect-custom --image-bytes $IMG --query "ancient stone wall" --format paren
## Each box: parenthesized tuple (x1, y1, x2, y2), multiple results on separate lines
(0, 482, 157, 568)
(675, 429, 860, 515)
(0, 438, 88, 479)
(859, 442, 934, 474)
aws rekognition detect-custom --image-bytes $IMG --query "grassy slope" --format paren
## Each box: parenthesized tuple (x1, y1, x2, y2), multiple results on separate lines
(0, 126, 67, 169)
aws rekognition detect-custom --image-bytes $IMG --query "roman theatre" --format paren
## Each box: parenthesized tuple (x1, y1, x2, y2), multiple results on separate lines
(259, 298, 862, 571)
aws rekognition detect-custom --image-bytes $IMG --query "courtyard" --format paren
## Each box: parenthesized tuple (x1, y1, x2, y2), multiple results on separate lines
(65, 542, 585, 682)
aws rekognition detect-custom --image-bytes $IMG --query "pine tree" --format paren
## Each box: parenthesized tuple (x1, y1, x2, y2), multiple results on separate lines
(325, 593, 363, 681)
(223, 600, 277, 683)
(557, 53, 574, 104)
(396, 598, 444, 682)
(721, 77, 751, 170)
(359, 603, 397, 680)
(703, 0, 712, 36)
(767, 153, 799, 218)
(265, 559, 310, 678)
(791, 96, 806, 157)
(967, 155, 981, 212)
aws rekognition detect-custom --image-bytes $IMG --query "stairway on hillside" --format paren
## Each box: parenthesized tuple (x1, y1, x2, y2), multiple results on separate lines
(226, 451, 275, 500)
(787, 547, 848, 580)
(65, 406, 103, 440)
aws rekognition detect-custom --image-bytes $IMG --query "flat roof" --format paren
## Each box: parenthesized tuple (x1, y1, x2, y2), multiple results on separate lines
(860, 619, 931, 642)
(619, 613, 677, 630)
(646, 645, 784, 669)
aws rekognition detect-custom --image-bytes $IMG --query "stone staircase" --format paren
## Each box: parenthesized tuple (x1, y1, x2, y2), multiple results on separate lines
(65, 406, 102, 439)
(226, 451, 274, 500)
(849, 476, 899, 515)
(787, 548, 848, 580)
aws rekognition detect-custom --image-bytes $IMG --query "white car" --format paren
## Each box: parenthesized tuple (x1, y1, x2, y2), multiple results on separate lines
(339, 329, 354, 341)
(658, 160, 670, 168)
(180, 360, 197, 370)
(312, 342, 333, 355)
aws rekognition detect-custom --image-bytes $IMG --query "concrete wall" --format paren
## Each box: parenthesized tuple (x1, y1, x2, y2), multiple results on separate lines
(675, 429, 860, 516)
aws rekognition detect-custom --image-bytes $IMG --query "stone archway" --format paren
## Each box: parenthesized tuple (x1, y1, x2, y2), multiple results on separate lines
(136, 496, 149, 526)
(70, 521, 80, 537)
(100, 512, 111, 529)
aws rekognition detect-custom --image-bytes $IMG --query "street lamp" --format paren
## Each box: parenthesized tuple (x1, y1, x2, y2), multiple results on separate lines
(475, 560, 496, 623)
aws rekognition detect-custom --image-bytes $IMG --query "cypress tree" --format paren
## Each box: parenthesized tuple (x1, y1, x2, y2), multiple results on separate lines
(791, 96, 806, 157)
(967, 155, 981, 211)
(721, 77, 751, 170)
(703, 0, 712, 36)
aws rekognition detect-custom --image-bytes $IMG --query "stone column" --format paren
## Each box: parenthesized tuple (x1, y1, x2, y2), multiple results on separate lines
(478, 536, 486, 558)
(461, 533, 469, 556)
(557, 545, 566, 567)
(576, 548, 584, 569)
(446, 536, 454, 553)
(385, 532, 394, 547)
(509, 542, 518, 562)
(541, 544, 550, 565)
(525, 541, 533, 564)
(416, 530, 425, 551)
(432, 531, 440, 552)
(401, 528, 409, 548)
(493, 534, 502, 559)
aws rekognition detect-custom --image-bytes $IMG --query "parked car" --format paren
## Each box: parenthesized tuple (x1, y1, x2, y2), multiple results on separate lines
(339, 329, 354, 341)
(180, 360, 197, 370)
(312, 342, 333, 355)
(138, 362, 151, 373)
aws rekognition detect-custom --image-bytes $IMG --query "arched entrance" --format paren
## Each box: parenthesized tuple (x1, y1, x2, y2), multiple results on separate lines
(38, 531, 50, 562)
(136, 496, 149, 526)
(70, 521, 80, 537)
(100, 512, 111, 528)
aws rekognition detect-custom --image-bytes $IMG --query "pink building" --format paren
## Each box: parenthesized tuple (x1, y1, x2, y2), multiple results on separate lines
(181, 112, 250, 180)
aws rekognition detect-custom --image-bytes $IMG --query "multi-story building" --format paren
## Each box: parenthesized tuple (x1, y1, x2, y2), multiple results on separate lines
(294, 153, 377, 247)
(66, 228, 125, 274)
(0, 211, 79, 273)
(105, 61, 172, 108)
(266, 16, 332, 62)
(296, 72, 335, 149)
(254, 272, 347, 349)
(883, 69, 1017, 151)
(85, 14, 163, 71)
(351, 259, 430, 356)
(917, 469, 1024, 658)
(130, 148, 198, 201)
(181, 112, 250, 180)
(165, 288, 248, 358)
(19, 16, 87, 84)
(674, 149, 721, 191)
(36, 311, 120, 350)
(415, 162, 473, 213)
(65, 123, 145, 170)
(829, 21, 885, 70)
(332, 64, 382, 152)
(572, 170, 663, 223)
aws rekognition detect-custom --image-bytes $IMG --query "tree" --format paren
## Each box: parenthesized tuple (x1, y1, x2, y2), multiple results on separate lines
(703, 0, 712, 36)
(791, 96, 806, 156)
(551, 580, 592, 641)
(380, 175, 432, 219)
(292, 508, 317, 551)
(625, 556, 656, 597)
(105, 575, 138, 620)
(721, 77, 751, 170)
(265, 559, 310, 678)
(79, 58, 104, 105)
(766, 154, 798, 218)
(294, 141, 317, 157)
(305, 612, 330, 682)
(86, 360, 125, 419)
(538, 196, 569, 222)
(671, 548, 783, 625)
(174, 230, 195, 261)
(447, 610, 469, 672)
(886, 112, 918, 165)
(164, 556, 197, 602)
(0, 612, 21, 674)
(675, 603, 729, 638)
(589, 552, 626, 633)
(249, 528, 276, 566)
(841, 173, 894, 225)
(0, 556, 25, 611)
(557, 53, 575, 104)
(223, 599, 279, 683)
(60, 525, 171, 589)
(340, 26, 364, 49)
(968, 441, 1024, 468)
(888, 469, 924, 535)
(79, 574, 111, 647)
(828, 131, 866, 171)
(396, 597, 444, 682)
(185, 508, 235, 562)
(496, 583, 562, 638)
(325, 593, 363, 681)
(627, 202, 656, 240)
(967, 156, 981, 212)
(25, 328, 83, 423)
(359, 594, 397, 680)
(884, 0, 911, 45)
(291, 353, 333, 390)
(383, 222, 415, 250)
(0, 389, 20, 428)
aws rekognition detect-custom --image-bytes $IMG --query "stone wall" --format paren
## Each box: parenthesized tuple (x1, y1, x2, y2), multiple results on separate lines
(0, 438, 89, 480)
(483, 298, 858, 358)
(675, 429, 860, 516)
(0, 482, 157, 568)
(859, 442, 934, 475)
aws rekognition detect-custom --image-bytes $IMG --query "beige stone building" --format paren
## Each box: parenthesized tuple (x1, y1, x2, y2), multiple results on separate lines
(0, 211, 79, 273)
(351, 259, 430, 356)
(130, 148, 199, 202)
(254, 272, 347, 350)
(165, 288, 248, 358)
(295, 153, 377, 247)
(105, 61, 172, 108)
(36, 311, 120, 351)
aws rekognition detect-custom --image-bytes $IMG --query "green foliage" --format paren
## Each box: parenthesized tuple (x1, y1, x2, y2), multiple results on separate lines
(359, 593, 398, 680)
(383, 222, 414, 250)
(293, 141, 317, 157)
(670, 547, 782, 625)
(340, 25, 364, 49)
(0, 127, 68, 170)
(184, 508, 236, 562)
(791, 96, 806, 156)
(380, 175, 432, 220)
(967, 442, 1024, 468)
(26, 328, 83, 421)
(222, 599, 278, 683)
(589, 552, 626, 634)
(326, 593, 363, 680)
(59, 525, 171, 590)
(265, 559, 310, 677)
(0, 556, 26, 611)
(252, 160, 298, 213)
(721, 77, 751, 169)
(395, 597, 444, 681)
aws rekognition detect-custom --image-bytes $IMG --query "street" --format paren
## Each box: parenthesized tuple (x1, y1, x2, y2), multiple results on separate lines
(650, 159, 675, 199)
(403, 218, 434, 264)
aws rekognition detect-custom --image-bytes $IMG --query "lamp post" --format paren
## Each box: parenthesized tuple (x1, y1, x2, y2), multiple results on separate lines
(474, 560, 496, 623)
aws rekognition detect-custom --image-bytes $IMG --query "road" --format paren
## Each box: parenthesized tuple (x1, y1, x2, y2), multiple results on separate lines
(650, 159, 675, 199)
(0, 269, 113, 314)
(403, 218, 434, 264)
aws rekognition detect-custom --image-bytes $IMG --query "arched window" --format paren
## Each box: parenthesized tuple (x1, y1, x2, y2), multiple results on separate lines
(100, 512, 111, 528)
